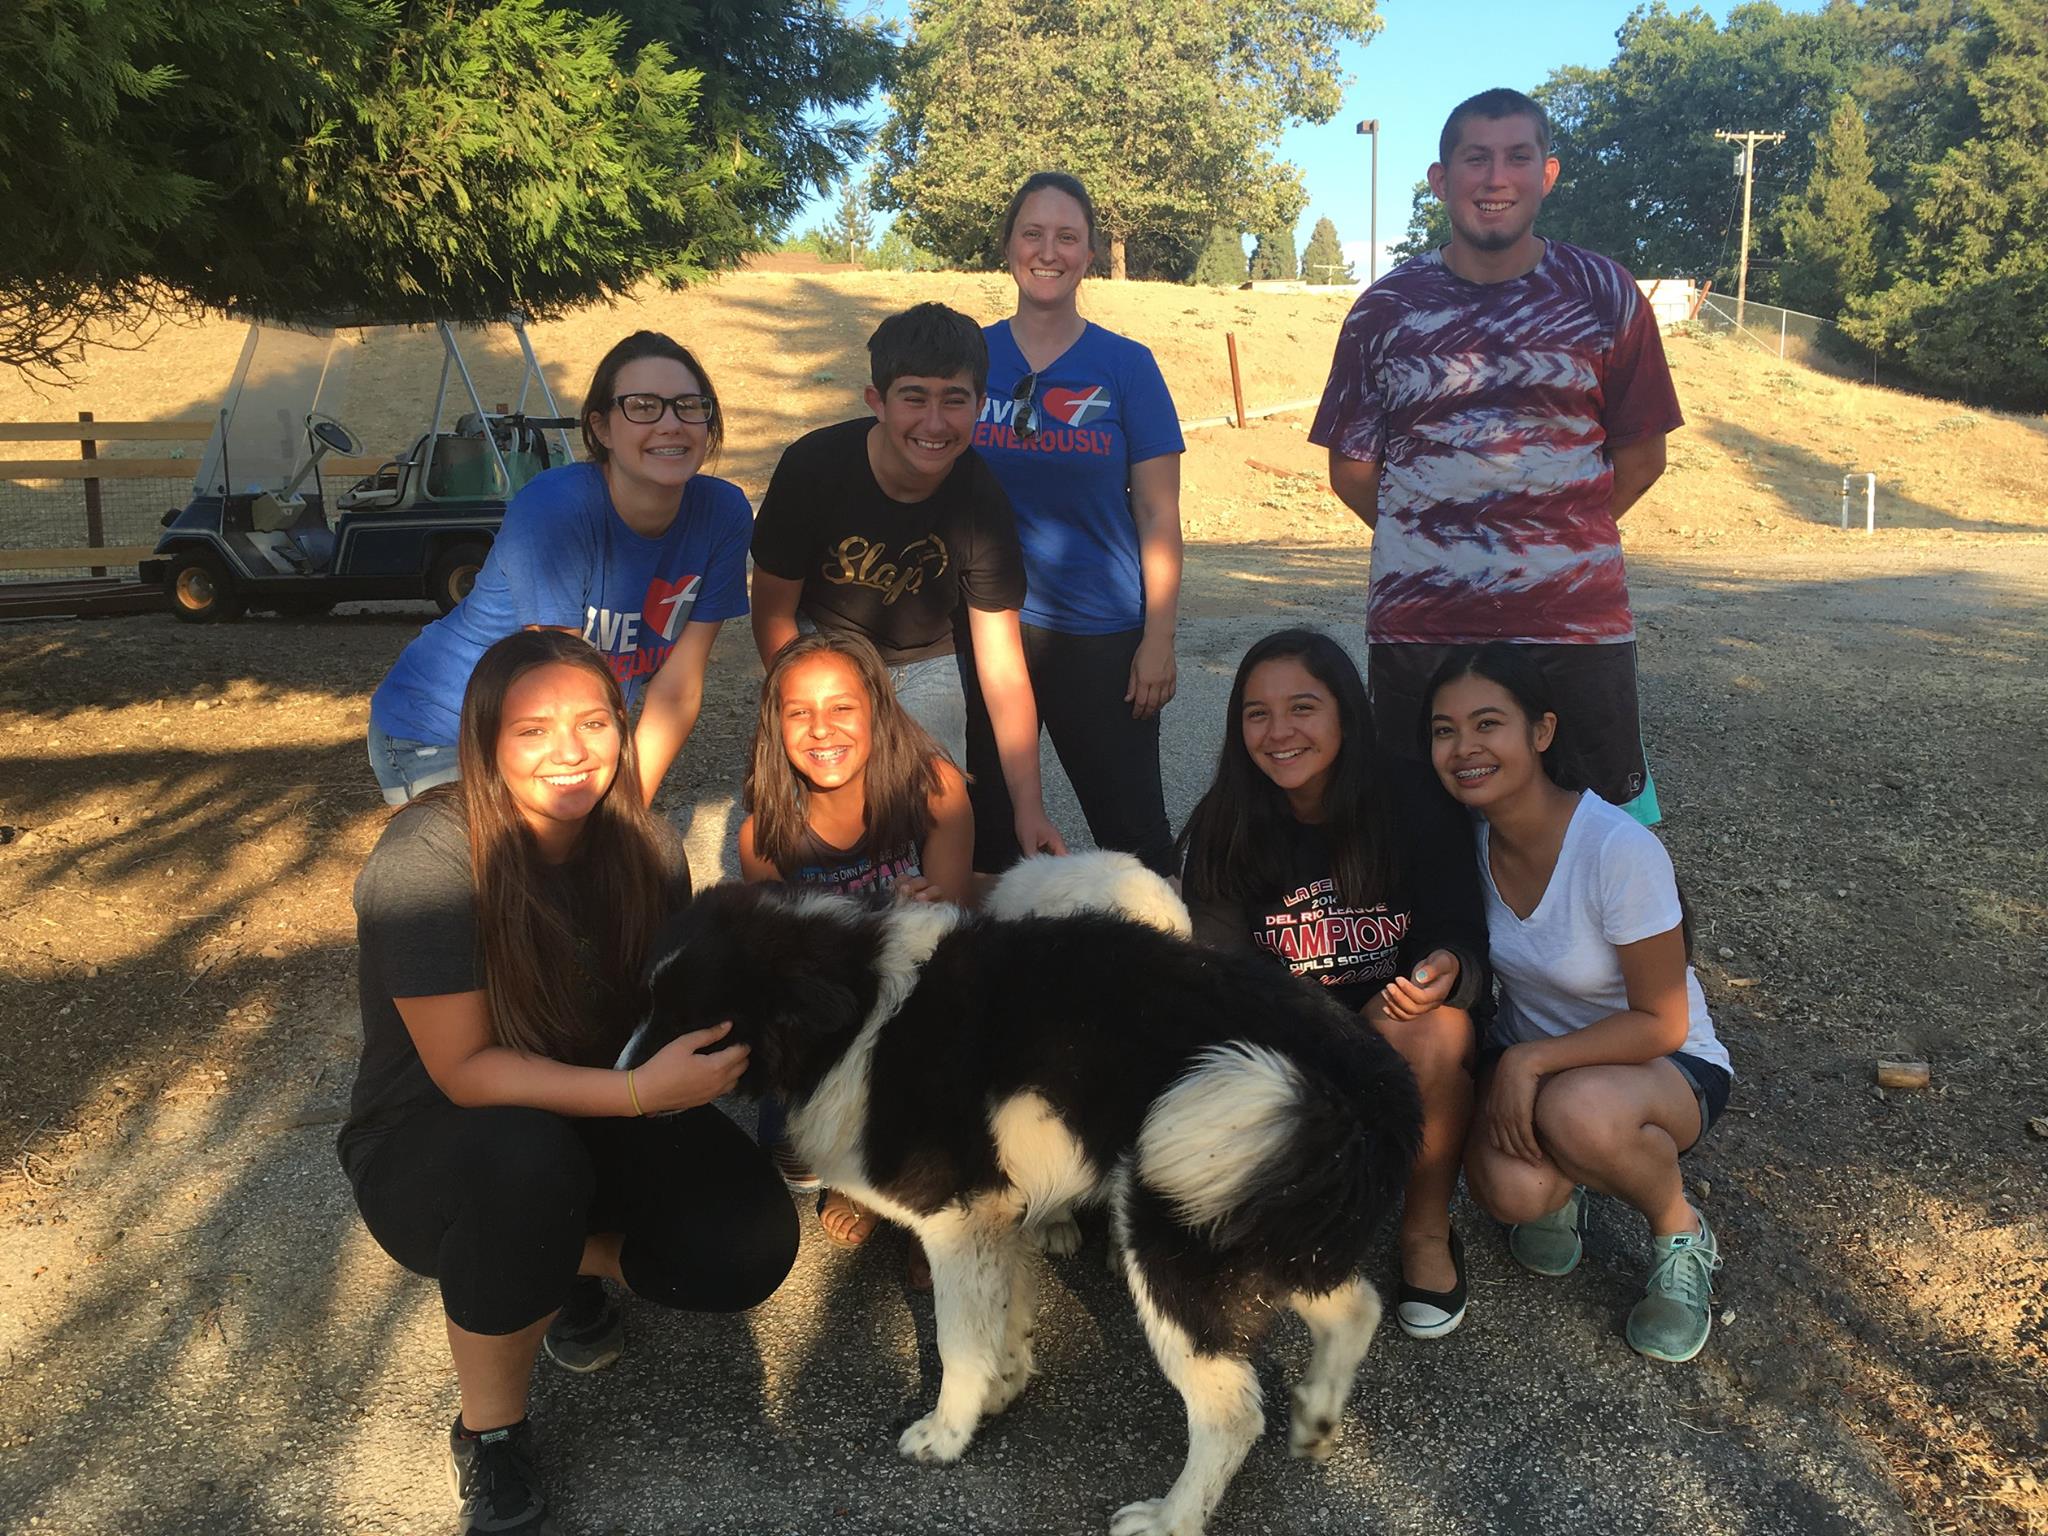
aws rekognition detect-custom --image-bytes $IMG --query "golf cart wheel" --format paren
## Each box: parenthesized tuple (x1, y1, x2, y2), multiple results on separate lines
(429, 541, 488, 614)
(166, 548, 245, 624)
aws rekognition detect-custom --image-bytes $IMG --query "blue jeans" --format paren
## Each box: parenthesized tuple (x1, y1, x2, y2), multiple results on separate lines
(889, 651, 969, 769)
(367, 719, 461, 806)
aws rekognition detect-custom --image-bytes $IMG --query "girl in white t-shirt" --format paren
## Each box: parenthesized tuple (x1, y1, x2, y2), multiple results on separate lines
(1427, 644, 1732, 1364)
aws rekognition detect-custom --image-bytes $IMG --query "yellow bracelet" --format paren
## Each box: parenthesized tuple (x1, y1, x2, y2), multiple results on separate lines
(626, 1068, 645, 1117)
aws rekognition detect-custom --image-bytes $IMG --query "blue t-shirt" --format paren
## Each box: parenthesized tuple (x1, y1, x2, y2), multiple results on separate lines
(370, 462, 752, 746)
(973, 322, 1184, 634)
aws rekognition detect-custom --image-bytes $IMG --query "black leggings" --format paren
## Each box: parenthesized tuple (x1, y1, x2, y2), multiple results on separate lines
(960, 621, 1174, 875)
(350, 1102, 798, 1336)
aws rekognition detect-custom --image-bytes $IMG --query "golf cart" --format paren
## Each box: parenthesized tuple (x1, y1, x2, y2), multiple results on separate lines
(142, 316, 577, 622)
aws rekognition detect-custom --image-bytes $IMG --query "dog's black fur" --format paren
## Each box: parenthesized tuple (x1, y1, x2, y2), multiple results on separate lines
(625, 881, 1423, 1533)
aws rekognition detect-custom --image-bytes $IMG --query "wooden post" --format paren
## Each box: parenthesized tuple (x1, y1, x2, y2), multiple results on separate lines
(1688, 280, 1712, 321)
(78, 410, 107, 577)
(1226, 333, 1247, 429)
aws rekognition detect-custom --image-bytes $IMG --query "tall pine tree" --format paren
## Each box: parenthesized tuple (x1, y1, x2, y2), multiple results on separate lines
(1301, 217, 1352, 284)
(1250, 225, 1298, 280)
(828, 172, 876, 264)
(1192, 225, 1249, 286)
(1776, 96, 1888, 317)
(1844, 0, 2048, 404)
(0, 0, 893, 374)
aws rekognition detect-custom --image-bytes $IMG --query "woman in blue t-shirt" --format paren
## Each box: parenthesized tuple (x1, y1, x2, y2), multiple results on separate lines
(367, 330, 753, 807)
(963, 171, 1185, 877)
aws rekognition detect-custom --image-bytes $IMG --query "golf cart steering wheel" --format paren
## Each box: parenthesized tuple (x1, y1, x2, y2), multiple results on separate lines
(310, 417, 361, 457)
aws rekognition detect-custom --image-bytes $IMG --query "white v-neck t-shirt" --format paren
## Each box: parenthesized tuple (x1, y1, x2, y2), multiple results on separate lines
(1479, 791, 1730, 1073)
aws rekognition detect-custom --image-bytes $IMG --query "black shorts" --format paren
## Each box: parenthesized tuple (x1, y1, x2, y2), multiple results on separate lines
(1368, 639, 1659, 822)
(1476, 1042, 1730, 1149)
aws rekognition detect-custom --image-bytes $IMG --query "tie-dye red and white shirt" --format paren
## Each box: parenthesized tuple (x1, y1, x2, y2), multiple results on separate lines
(1310, 241, 1682, 645)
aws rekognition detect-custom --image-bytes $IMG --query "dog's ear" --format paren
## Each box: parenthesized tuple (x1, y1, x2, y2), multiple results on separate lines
(620, 897, 730, 1069)
(771, 971, 866, 1038)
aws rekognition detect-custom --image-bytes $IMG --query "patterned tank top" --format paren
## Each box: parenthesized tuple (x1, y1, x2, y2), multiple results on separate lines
(786, 829, 923, 897)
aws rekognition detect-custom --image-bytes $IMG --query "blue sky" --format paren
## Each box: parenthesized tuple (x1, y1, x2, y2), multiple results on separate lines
(801, 0, 1791, 272)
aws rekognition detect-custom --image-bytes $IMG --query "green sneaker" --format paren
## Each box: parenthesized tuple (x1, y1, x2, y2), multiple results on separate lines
(1509, 1187, 1585, 1276)
(1627, 1211, 1722, 1363)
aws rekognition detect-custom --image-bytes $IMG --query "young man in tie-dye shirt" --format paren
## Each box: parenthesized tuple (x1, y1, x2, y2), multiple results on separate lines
(1312, 88, 1682, 825)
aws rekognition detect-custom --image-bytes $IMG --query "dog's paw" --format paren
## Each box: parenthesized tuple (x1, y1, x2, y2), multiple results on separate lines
(1109, 1497, 1194, 1536)
(1032, 1212, 1083, 1256)
(898, 1412, 973, 1464)
(1288, 1381, 1346, 1461)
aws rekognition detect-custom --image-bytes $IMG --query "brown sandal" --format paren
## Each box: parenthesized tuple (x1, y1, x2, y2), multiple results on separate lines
(817, 1189, 880, 1248)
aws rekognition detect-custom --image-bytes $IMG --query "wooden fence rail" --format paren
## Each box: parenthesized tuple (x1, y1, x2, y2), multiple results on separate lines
(1, 414, 385, 575)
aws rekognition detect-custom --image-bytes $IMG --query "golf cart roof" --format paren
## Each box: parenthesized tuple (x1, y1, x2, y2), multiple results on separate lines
(194, 315, 571, 499)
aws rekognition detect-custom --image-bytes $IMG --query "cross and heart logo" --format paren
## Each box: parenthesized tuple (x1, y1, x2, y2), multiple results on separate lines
(1037, 385, 1112, 428)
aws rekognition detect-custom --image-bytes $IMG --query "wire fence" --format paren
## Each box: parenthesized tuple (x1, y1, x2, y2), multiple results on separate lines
(1690, 293, 1872, 379)
(0, 475, 191, 584)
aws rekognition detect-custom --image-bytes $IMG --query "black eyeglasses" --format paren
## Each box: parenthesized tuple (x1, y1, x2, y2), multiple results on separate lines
(1010, 372, 1040, 441)
(613, 392, 717, 425)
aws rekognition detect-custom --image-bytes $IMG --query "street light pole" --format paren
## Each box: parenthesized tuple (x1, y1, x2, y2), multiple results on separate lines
(1356, 118, 1380, 285)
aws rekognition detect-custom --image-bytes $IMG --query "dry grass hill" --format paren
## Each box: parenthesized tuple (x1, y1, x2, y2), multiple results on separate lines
(3, 267, 2044, 558)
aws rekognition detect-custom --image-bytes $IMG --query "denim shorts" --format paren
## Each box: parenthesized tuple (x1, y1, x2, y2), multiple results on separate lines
(1477, 1041, 1731, 1150)
(366, 719, 461, 806)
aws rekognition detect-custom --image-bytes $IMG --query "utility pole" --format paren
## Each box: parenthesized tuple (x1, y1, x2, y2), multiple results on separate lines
(1714, 129, 1784, 330)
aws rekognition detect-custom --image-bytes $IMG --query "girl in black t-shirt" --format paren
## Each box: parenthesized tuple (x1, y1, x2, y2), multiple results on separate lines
(1177, 628, 1488, 1341)
(738, 632, 971, 1273)
(344, 630, 795, 1536)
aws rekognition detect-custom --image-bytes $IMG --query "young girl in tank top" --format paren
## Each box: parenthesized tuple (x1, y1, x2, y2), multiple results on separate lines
(738, 631, 972, 1262)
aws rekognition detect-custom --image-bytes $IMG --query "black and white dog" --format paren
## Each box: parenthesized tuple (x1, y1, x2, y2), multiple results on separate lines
(621, 857, 1421, 1536)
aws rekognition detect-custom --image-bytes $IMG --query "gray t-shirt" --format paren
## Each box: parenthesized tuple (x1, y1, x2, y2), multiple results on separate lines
(338, 796, 689, 1184)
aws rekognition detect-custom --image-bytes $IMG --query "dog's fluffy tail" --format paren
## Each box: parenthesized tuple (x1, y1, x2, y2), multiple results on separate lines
(1136, 1037, 1416, 1264)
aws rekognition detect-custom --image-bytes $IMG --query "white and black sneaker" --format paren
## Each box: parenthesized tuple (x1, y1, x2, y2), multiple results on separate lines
(448, 1417, 561, 1534)
(541, 1276, 624, 1373)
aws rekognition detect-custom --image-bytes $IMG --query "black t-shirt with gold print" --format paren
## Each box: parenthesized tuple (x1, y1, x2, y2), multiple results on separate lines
(751, 418, 1027, 664)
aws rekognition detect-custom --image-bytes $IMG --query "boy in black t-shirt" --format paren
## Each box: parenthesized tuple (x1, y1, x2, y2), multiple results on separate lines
(751, 303, 1064, 861)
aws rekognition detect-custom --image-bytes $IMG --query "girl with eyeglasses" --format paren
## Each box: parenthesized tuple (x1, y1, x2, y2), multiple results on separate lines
(368, 331, 753, 807)
(960, 171, 1186, 878)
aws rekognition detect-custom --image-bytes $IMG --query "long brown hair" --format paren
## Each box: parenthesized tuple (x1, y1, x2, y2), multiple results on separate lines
(744, 632, 946, 875)
(434, 629, 669, 1059)
(1176, 629, 1395, 909)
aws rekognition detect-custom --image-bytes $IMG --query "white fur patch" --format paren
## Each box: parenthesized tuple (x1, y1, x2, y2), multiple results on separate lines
(986, 850, 1193, 937)
(1137, 1042, 1303, 1233)
(989, 1092, 1099, 1223)
(1286, 1278, 1382, 1460)
(1119, 1253, 1265, 1536)
(785, 901, 962, 1192)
